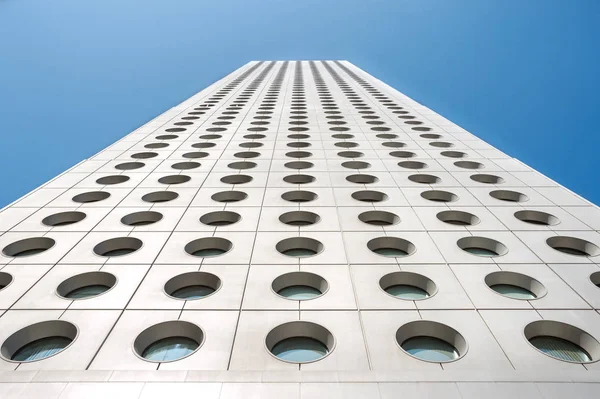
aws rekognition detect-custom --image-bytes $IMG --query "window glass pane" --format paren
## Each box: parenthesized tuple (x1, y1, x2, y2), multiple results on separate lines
(385, 285, 429, 300)
(271, 337, 328, 362)
(402, 336, 458, 362)
(282, 248, 316, 257)
(278, 285, 321, 300)
(171, 285, 215, 300)
(142, 337, 198, 362)
(490, 284, 536, 300)
(12, 337, 72, 361)
(65, 285, 110, 299)
(530, 336, 591, 362)
(373, 248, 408, 257)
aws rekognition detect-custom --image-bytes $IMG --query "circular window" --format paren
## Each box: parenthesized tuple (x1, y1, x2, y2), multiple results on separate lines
(184, 237, 232, 257)
(281, 190, 317, 203)
(390, 151, 416, 158)
(211, 190, 248, 203)
(115, 162, 145, 170)
(2, 237, 55, 257)
(42, 211, 86, 227)
(484, 271, 546, 300)
(382, 142, 406, 148)
(429, 141, 453, 148)
(183, 152, 209, 159)
(145, 142, 169, 149)
(346, 174, 378, 184)
(279, 211, 320, 226)
(396, 320, 467, 363)
(420, 190, 458, 203)
(121, 211, 163, 226)
(220, 174, 253, 185)
(590, 272, 600, 288)
(286, 151, 312, 158)
(408, 174, 441, 184)
(199, 134, 221, 140)
(272, 272, 328, 300)
(266, 321, 334, 363)
(337, 151, 364, 158)
(351, 190, 388, 203)
(240, 142, 263, 148)
(454, 161, 484, 170)
(93, 237, 142, 257)
(287, 142, 311, 148)
(245, 134, 266, 139)
(134, 321, 203, 363)
(398, 161, 428, 170)
(284, 161, 314, 170)
(164, 272, 221, 300)
(199, 211, 241, 226)
(514, 210, 559, 226)
(234, 151, 260, 159)
(228, 161, 257, 170)
(56, 271, 117, 300)
(524, 320, 600, 363)
(288, 134, 309, 139)
(158, 175, 191, 185)
(156, 134, 178, 140)
(276, 237, 324, 257)
(1, 321, 77, 362)
(440, 151, 467, 158)
(358, 210, 400, 226)
(457, 236, 508, 257)
(96, 175, 129, 185)
(341, 161, 370, 170)
(470, 174, 504, 184)
(142, 191, 179, 203)
(72, 191, 110, 203)
(283, 174, 315, 184)
(546, 236, 600, 257)
(380, 272, 437, 300)
(367, 237, 415, 257)
(436, 210, 480, 226)
(489, 190, 529, 202)
(171, 162, 200, 170)
(0, 272, 14, 291)
(131, 152, 158, 159)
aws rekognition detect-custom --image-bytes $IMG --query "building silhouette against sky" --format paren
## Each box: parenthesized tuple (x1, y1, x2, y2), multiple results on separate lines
(0, 61, 599, 398)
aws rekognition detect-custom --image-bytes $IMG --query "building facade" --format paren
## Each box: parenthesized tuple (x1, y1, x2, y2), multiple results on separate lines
(0, 61, 599, 398)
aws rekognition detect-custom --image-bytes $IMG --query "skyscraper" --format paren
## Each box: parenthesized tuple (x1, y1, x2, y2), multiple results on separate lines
(0, 60, 599, 398)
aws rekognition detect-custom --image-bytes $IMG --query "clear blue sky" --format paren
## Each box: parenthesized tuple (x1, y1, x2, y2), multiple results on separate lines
(0, 0, 598, 206)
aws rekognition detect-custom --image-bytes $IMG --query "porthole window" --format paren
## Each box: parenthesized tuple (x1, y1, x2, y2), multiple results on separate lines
(281, 190, 318, 203)
(524, 320, 600, 363)
(279, 211, 320, 226)
(115, 162, 145, 170)
(358, 210, 400, 226)
(337, 151, 364, 158)
(484, 271, 546, 300)
(514, 210, 559, 226)
(367, 237, 415, 257)
(96, 175, 129, 185)
(440, 151, 467, 158)
(546, 236, 600, 257)
(266, 321, 334, 363)
(398, 161, 428, 170)
(42, 211, 86, 227)
(1, 321, 77, 362)
(342, 161, 370, 170)
(396, 320, 467, 363)
(121, 211, 163, 226)
(390, 151, 416, 158)
(2, 237, 55, 257)
(286, 151, 312, 158)
(285, 161, 313, 170)
(489, 190, 529, 203)
(346, 174, 378, 184)
(470, 174, 504, 184)
(145, 142, 169, 149)
(171, 161, 200, 170)
(56, 271, 117, 300)
(276, 237, 323, 257)
(199, 211, 241, 226)
(272, 272, 328, 300)
(228, 161, 257, 170)
(234, 151, 260, 159)
(131, 152, 158, 159)
(420, 190, 458, 203)
(164, 272, 221, 300)
(351, 190, 388, 203)
(408, 174, 441, 184)
(429, 141, 453, 148)
(283, 174, 315, 184)
(211, 190, 248, 203)
(457, 236, 508, 257)
(436, 210, 480, 226)
(158, 175, 191, 185)
(454, 161, 484, 170)
(72, 191, 110, 203)
(590, 272, 600, 288)
(185, 237, 232, 257)
(0, 272, 14, 291)
(93, 237, 142, 257)
(142, 191, 179, 203)
(134, 321, 203, 363)
(221, 174, 253, 185)
(379, 272, 437, 300)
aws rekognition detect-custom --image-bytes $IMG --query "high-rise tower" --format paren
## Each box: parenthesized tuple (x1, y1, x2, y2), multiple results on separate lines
(0, 61, 599, 398)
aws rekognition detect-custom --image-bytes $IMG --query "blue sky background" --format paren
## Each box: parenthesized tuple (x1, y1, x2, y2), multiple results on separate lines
(0, 0, 598, 206)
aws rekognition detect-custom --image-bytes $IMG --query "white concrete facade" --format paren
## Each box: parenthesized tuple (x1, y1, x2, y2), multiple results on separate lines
(0, 61, 599, 398)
